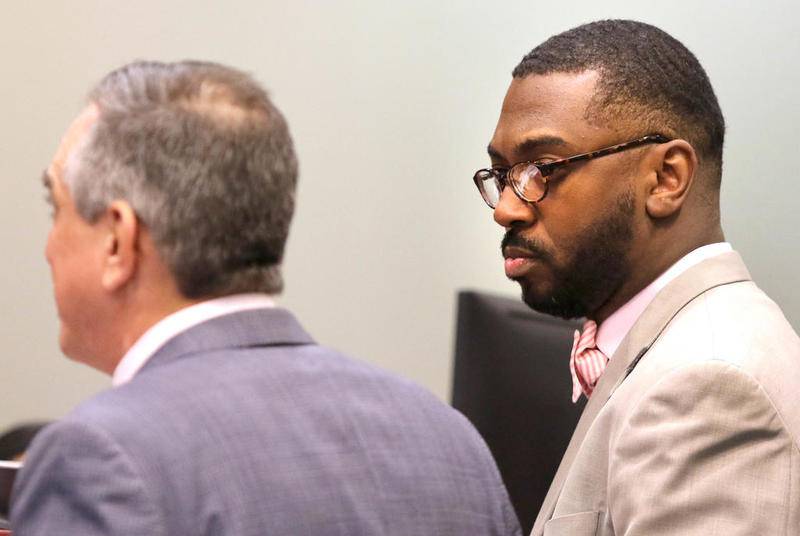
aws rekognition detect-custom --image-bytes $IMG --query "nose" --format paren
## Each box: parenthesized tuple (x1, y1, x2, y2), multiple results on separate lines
(493, 185, 536, 228)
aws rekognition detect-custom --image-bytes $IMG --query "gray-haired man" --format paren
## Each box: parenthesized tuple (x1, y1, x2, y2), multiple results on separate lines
(11, 61, 521, 536)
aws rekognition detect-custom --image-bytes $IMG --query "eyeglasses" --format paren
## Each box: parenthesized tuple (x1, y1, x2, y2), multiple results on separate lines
(473, 134, 671, 208)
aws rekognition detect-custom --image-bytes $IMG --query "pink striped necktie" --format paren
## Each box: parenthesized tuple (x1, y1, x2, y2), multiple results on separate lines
(569, 320, 609, 403)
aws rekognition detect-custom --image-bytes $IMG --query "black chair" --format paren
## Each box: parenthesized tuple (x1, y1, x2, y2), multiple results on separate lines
(451, 290, 584, 534)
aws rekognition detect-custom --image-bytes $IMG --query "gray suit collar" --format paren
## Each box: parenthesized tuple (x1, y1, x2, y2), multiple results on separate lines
(532, 251, 752, 534)
(137, 307, 315, 377)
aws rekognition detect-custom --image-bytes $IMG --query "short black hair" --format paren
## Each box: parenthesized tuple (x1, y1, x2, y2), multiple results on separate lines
(513, 20, 725, 184)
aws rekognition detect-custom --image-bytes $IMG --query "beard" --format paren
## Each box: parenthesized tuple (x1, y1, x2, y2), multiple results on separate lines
(502, 189, 635, 319)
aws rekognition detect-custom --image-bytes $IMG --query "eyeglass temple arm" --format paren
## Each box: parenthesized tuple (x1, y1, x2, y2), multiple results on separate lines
(537, 134, 671, 176)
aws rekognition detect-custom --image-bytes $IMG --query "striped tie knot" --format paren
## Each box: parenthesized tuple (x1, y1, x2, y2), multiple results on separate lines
(569, 320, 609, 403)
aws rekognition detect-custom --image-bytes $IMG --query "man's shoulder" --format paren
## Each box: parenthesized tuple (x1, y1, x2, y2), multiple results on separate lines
(128, 340, 448, 409)
(46, 341, 507, 528)
(126, 306, 460, 416)
(656, 279, 800, 367)
(613, 277, 798, 401)
(618, 279, 800, 437)
(71, 340, 480, 453)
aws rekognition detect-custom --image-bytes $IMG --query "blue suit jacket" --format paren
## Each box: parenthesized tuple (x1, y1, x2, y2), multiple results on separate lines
(11, 308, 520, 535)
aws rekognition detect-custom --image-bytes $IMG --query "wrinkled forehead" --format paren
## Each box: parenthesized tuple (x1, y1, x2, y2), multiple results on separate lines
(48, 104, 100, 183)
(489, 70, 607, 161)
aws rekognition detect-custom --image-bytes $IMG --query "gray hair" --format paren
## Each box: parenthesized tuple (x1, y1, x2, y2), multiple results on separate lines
(65, 60, 298, 298)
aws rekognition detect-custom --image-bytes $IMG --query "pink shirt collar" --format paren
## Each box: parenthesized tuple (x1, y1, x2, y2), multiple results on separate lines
(596, 243, 732, 358)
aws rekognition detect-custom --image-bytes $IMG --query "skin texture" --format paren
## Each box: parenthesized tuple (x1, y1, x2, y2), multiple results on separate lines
(489, 71, 723, 323)
(44, 105, 197, 374)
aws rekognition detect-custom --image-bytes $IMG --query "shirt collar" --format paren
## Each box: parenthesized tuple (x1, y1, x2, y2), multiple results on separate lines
(595, 242, 733, 358)
(112, 293, 275, 387)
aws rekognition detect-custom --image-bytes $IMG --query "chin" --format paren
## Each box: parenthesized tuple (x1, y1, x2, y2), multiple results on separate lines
(518, 280, 588, 320)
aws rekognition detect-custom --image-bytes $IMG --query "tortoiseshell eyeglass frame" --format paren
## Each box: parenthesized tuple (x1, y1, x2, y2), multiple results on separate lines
(473, 134, 672, 208)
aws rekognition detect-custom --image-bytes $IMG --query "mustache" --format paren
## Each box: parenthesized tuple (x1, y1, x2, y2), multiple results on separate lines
(501, 230, 552, 262)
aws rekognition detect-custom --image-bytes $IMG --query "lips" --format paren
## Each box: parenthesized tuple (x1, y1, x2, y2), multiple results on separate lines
(503, 246, 538, 278)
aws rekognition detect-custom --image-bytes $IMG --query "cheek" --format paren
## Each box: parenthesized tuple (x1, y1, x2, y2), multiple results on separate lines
(534, 212, 577, 263)
(44, 229, 56, 266)
(44, 218, 70, 267)
(44, 227, 79, 306)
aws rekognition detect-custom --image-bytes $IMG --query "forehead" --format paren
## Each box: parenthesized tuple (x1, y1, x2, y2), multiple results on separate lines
(489, 70, 610, 161)
(48, 104, 99, 183)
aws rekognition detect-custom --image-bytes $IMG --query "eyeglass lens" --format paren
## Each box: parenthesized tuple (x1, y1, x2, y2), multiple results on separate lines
(476, 164, 546, 208)
(510, 164, 546, 203)
(475, 171, 502, 208)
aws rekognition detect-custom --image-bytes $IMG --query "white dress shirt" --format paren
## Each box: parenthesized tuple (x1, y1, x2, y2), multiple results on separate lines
(112, 293, 275, 387)
(596, 242, 733, 358)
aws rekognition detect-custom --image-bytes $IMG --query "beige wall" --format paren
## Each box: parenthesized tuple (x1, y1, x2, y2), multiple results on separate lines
(1, 0, 798, 430)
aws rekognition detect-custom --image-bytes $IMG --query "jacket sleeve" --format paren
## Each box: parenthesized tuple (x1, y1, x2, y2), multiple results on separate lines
(10, 418, 164, 536)
(608, 360, 798, 535)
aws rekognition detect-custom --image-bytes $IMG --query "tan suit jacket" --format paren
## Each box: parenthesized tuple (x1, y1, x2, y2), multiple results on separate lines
(532, 251, 800, 535)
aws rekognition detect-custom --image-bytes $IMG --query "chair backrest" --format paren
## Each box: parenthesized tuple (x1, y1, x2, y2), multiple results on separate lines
(0, 461, 21, 524)
(451, 290, 585, 534)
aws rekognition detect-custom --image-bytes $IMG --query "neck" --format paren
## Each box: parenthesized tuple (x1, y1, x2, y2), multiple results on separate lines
(591, 228, 724, 324)
(100, 291, 200, 375)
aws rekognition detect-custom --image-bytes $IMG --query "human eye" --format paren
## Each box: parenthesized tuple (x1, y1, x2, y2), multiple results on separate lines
(530, 153, 564, 165)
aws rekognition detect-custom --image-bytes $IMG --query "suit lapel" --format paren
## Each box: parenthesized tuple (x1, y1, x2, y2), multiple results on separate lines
(532, 251, 751, 535)
(138, 307, 315, 377)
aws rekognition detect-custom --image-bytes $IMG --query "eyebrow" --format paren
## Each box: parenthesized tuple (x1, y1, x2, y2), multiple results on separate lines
(487, 135, 569, 164)
(42, 171, 55, 205)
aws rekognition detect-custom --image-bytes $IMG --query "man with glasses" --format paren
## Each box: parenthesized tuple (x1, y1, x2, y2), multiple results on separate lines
(475, 19, 800, 535)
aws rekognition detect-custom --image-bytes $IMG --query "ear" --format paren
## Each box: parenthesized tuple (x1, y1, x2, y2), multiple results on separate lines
(644, 139, 698, 219)
(100, 201, 140, 292)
